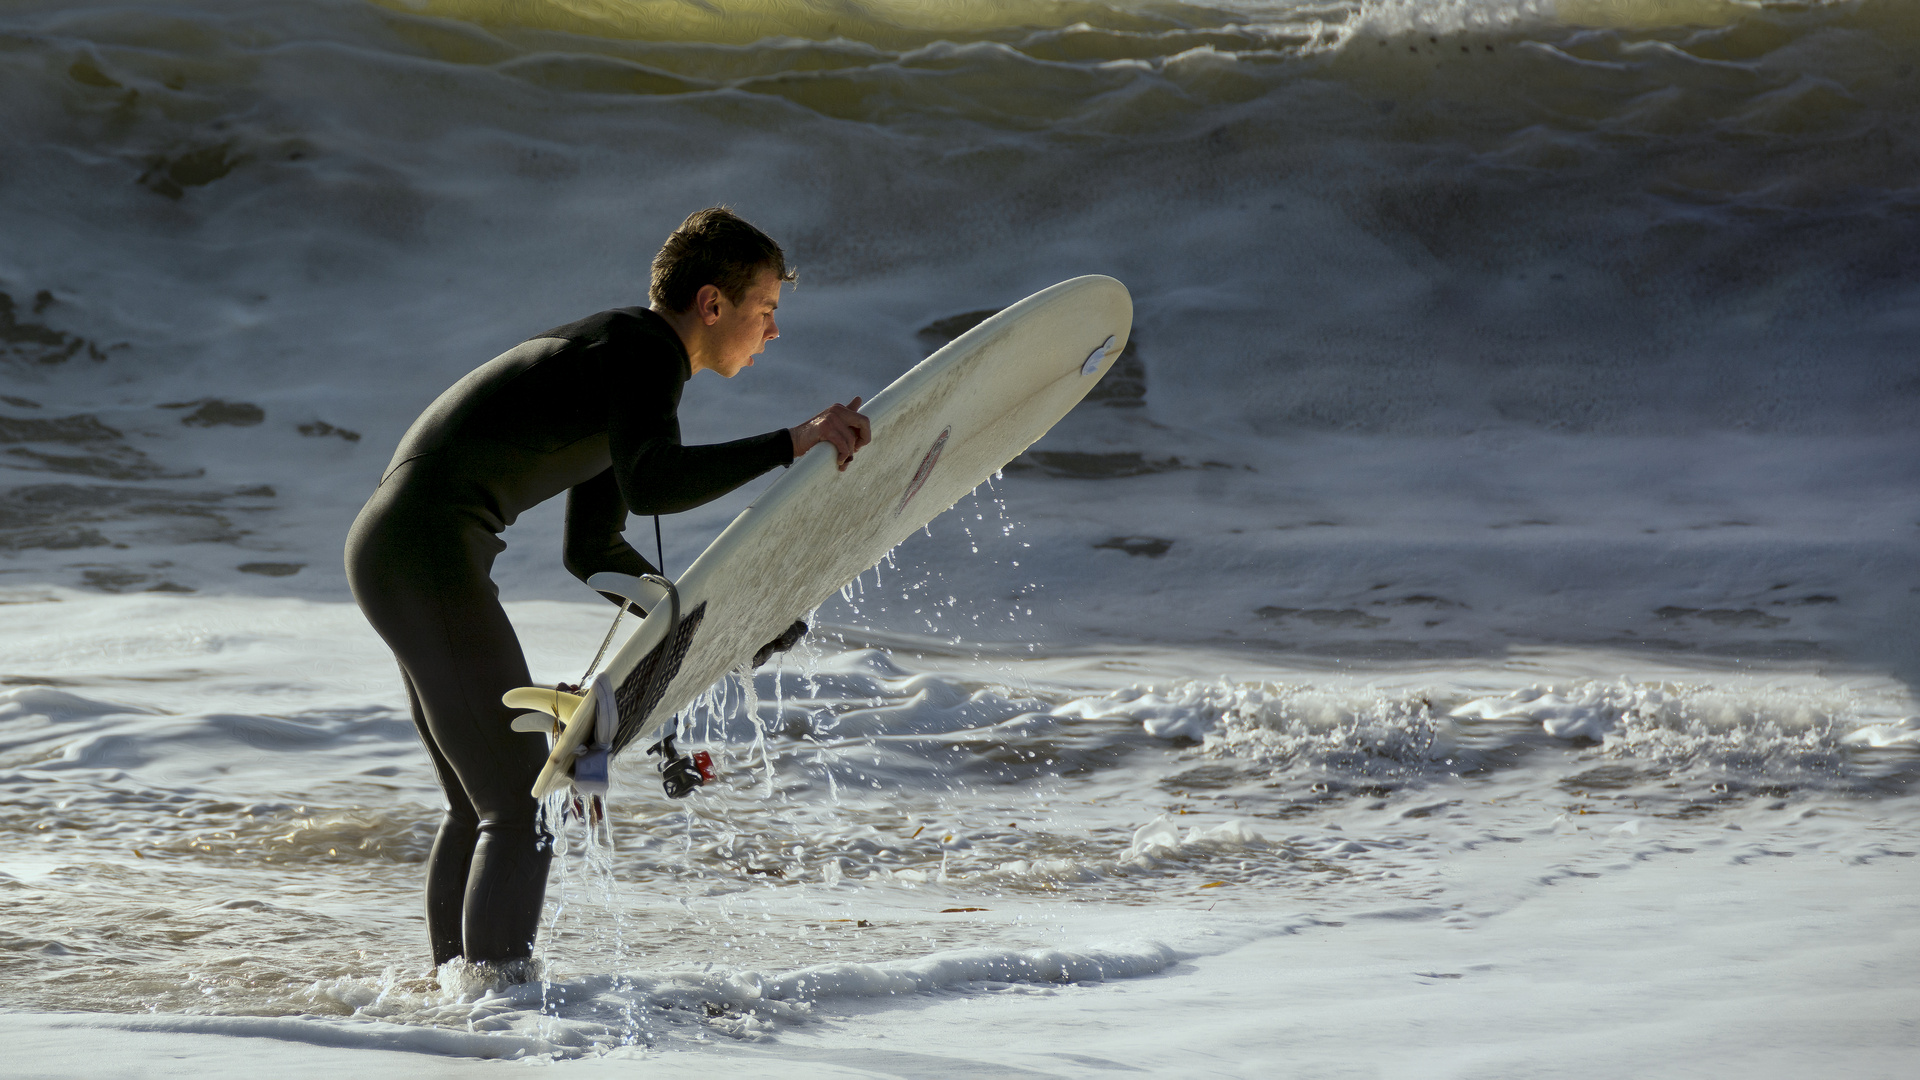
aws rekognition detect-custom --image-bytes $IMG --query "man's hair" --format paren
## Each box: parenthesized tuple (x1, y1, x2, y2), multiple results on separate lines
(650, 207, 795, 313)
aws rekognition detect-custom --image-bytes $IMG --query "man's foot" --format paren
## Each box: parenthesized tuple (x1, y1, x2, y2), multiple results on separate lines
(437, 956, 543, 995)
(752, 619, 808, 668)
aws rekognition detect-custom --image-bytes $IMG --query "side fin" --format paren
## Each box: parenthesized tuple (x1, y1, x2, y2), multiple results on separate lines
(509, 712, 561, 734)
(586, 572, 670, 611)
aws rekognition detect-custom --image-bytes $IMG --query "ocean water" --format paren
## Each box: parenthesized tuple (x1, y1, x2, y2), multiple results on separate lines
(2, 1, 1918, 1075)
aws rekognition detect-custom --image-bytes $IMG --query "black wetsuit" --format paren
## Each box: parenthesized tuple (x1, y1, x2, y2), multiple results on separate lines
(345, 307, 791, 965)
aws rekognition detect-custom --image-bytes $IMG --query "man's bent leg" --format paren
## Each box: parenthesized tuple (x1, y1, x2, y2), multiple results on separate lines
(406, 673, 479, 966)
(398, 592, 552, 965)
(355, 546, 552, 965)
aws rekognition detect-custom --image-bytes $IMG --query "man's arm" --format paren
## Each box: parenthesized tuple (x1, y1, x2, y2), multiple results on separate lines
(611, 428, 796, 515)
(603, 336, 797, 515)
(564, 468, 657, 611)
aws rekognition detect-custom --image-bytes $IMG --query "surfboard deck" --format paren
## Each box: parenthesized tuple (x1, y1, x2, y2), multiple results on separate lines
(515, 274, 1132, 798)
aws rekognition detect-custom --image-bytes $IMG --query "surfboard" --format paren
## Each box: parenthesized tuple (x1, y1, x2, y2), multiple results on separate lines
(509, 274, 1133, 798)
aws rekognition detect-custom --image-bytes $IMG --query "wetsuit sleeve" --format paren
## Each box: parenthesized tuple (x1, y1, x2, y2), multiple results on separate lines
(563, 468, 658, 611)
(604, 346, 796, 516)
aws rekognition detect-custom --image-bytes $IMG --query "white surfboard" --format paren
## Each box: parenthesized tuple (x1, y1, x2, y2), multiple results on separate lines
(511, 274, 1132, 798)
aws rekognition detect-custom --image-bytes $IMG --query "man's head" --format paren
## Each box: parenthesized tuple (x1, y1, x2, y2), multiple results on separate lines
(650, 207, 794, 315)
(650, 208, 794, 377)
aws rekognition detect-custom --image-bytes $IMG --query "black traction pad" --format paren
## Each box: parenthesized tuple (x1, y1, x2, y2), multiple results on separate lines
(610, 601, 705, 755)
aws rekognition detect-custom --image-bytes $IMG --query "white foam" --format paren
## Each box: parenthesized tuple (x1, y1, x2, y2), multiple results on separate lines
(746, 938, 1181, 1002)
(1843, 716, 1920, 749)
(1451, 683, 1657, 740)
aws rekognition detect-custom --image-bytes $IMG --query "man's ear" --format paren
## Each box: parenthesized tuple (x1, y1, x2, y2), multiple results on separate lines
(696, 283, 724, 326)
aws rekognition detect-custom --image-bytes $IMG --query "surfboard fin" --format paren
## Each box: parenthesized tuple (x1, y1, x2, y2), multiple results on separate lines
(752, 619, 808, 668)
(510, 712, 561, 735)
(585, 572, 670, 613)
(503, 686, 585, 720)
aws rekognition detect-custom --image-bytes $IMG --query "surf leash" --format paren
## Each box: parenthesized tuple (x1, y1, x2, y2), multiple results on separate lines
(576, 517, 664, 689)
(578, 608, 626, 691)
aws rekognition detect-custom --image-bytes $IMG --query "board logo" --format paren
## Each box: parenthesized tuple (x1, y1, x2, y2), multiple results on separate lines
(894, 427, 950, 516)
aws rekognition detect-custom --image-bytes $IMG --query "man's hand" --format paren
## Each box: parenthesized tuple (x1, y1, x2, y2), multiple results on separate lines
(790, 397, 872, 471)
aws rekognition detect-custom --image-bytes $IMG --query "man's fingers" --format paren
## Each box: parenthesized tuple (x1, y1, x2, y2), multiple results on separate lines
(837, 398, 873, 449)
(797, 397, 871, 470)
(847, 412, 872, 447)
(820, 422, 854, 463)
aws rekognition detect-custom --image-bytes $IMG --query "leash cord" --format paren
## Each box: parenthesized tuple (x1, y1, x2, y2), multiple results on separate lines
(577, 519, 663, 688)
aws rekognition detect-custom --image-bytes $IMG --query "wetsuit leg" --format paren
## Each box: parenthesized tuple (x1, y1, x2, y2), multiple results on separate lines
(348, 499, 553, 966)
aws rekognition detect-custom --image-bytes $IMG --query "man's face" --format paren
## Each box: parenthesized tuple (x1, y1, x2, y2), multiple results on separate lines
(704, 267, 782, 378)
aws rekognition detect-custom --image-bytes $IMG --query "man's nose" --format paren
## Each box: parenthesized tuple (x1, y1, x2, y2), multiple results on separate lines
(766, 318, 779, 341)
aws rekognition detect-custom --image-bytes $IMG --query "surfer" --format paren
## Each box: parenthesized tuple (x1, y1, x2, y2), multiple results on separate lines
(344, 207, 870, 973)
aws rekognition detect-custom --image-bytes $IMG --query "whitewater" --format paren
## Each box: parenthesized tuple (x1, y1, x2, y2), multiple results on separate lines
(2, 0, 1917, 1076)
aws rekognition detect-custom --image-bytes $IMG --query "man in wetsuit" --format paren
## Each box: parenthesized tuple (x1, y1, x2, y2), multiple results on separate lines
(345, 208, 870, 974)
